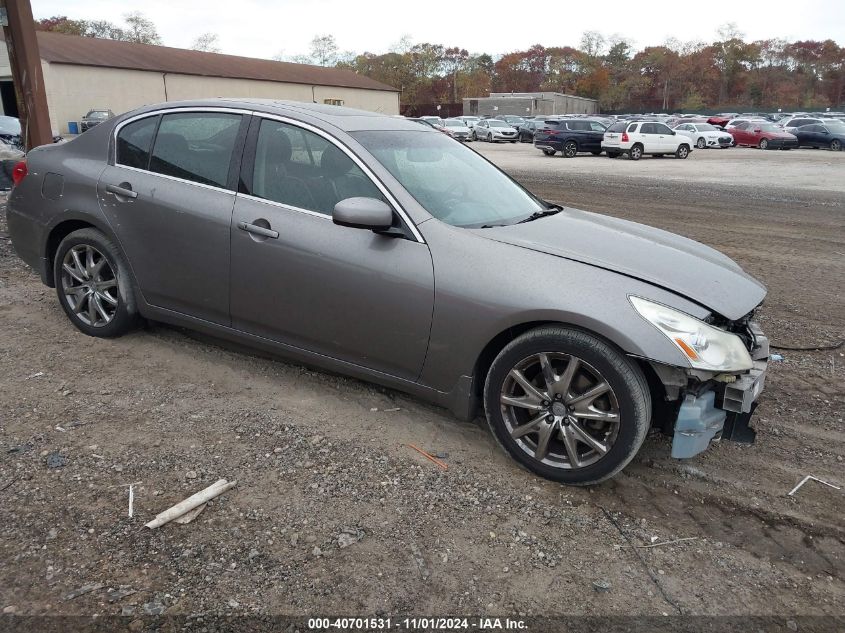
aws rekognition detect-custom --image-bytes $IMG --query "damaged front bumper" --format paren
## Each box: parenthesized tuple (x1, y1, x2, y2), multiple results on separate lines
(652, 322, 769, 459)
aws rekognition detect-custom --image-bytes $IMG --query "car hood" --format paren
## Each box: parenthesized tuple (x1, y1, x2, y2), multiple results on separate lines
(763, 131, 796, 139)
(475, 208, 766, 320)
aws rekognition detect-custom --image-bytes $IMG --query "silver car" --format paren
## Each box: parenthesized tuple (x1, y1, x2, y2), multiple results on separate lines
(7, 100, 769, 485)
(472, 119, 519, 142)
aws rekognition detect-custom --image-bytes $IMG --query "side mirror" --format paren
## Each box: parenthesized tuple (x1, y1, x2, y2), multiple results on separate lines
(754, 129, 762, 133)
(333, 197, 393, 232)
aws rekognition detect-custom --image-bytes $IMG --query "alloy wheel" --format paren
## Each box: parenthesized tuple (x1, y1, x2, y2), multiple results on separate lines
(500, 352, 621, 469)
(563, 141, 577, 158)
(832, 139, 842, 151)
(697, 138, 706, 149)
(760, 138, 768, 150)
(61, 244, 119, 327)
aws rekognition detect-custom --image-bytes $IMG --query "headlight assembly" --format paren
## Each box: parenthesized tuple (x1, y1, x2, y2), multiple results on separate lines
(630, 296, 753, 372)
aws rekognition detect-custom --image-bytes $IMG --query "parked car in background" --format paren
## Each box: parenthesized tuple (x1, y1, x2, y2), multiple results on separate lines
(0, 115, 64, 150)
(793, 121, 845, 151)
(80, 109, 115, 132)
(673, 122, 732, 149)
(517, 119, 546, 143)
(472, 119, 518, 142)
(6, 99, 770, 485)
(457, 116, 480, 128)
(778, 116, 824, 133)
(442, 118, 472, 142)
(707, 114, 738, 128)
(729, 121, 798, 149)
(534, 118, 607, 157)
(602, 120, 692, 160)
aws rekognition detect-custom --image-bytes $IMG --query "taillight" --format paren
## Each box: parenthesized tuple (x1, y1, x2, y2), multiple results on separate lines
(621, 131, 629, 142)
(11, 160, 27, 186)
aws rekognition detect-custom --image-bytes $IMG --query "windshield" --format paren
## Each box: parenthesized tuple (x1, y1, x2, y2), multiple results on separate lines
(824, 120, 845, 130)
(489, 120, 511, 128)
(444, 120, 464, 127)
(352, 130, 544, 228)
(757, 124, 779, 132)
(696, 123, 717, 131)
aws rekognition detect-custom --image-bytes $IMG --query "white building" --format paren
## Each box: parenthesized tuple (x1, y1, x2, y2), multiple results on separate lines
(0, 31, 400, 133)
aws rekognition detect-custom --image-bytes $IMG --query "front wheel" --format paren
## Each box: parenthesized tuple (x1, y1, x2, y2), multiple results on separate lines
(831, 139, 842, 151)
(759, 138, 769, 150)
(484, 326, 651, 485)
(488, 133, 494, 143)
(54, 228, 139, 338)
(676, 144, 690, 159)
(696, 137, 706, 149)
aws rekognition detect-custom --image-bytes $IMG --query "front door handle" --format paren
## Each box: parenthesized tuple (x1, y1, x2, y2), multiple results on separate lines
(238, 221, 279, 239)
(105, 183, 138, 199)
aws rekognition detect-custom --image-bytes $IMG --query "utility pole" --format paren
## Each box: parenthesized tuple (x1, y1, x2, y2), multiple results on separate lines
(1, 0, 52, 149)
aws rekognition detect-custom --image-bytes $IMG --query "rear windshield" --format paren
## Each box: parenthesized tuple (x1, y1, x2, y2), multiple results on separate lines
(607, 121, 627, 132)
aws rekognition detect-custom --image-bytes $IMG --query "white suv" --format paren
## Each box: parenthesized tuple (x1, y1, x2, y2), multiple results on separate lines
(602, 120, 693, 160)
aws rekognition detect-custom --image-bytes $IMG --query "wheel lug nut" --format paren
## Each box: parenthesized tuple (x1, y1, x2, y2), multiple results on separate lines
(541, 400, 549, 407)
(545, 415, 554, 423)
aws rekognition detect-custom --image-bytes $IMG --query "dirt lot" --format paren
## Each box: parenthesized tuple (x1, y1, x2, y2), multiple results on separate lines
(0, 145, 843, 624)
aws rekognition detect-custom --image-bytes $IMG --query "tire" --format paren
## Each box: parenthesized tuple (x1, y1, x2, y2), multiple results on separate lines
(562, 140, 578, 158)
(542, 148, 556, 156)
(471, 130, 477, 141)
(53, 228, 139, 338)
(606, 152, 619, 159)
(629, 144, 643, 160)
(759, 138, 769, 150)
(675, 144, 690, 159)
(591, 151, 602, 156)
(488, 133, 494, 143)
(483, 326, 651, 485)
(696, 137, 706, 149)
(831, 139, 842, 151)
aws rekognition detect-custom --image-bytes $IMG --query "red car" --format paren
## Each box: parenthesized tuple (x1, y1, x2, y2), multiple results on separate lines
(729, 121, 798, 149)
(707, 115, 733, 128)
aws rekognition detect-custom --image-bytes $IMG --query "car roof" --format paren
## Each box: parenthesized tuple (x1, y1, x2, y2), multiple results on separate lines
(121, 98, 435, 133)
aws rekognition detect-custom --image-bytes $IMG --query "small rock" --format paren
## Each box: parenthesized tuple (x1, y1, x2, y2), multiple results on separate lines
(786, 621, 798, 632)
(46, 528, 58, 541)
(592, 579, 611, 592)
(45, 452, 67, 469)
(3, 605, 17, 614)
(304, 534, 317, 544)
(128, 620, 144, 631)
(228, 599, 240, 608)
(185, 470, 197, 480)
(142, 600, 165, 616)
(337, 527, 364, 549)
(312, 546, 322, 556)
(273, 447, 282, 454)
(289, 533, 299, 546)
(248, 549, 260, 561)
(121, 606, 136, 616)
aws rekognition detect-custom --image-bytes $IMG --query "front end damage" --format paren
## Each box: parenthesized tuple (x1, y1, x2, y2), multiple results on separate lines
(648, 318, 769, 459)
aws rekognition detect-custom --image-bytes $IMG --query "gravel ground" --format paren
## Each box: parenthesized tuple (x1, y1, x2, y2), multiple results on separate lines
(0, 145, 843, 624)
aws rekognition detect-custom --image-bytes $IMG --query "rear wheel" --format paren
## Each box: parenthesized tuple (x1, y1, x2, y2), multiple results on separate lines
(542, 148, 556, 156)
(759, 138, 769, 150)
(696, 137, 706, 149)
(562, 140, 578, 158)
(484, 326, 651, 485)
(54, 228, 139, 338)
(831, 139, 842, 151)
(676, 144, 690, 159)
(629, 144, 643, 160)
(591, 151, 602, 156)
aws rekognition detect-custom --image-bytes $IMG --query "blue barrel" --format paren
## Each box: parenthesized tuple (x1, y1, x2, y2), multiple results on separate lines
(67, 121, 79, 134)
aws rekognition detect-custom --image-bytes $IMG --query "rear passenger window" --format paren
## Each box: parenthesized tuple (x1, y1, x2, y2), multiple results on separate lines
(640, 123, 656, 134)
(627, 123, 639, 133)
(149, 112, 242, 188)
(116, 116, 158, 169)
(251, 119, 384, 216)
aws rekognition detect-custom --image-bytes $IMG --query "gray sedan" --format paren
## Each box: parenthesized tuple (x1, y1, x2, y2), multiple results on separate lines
(6, 100, 769, 485)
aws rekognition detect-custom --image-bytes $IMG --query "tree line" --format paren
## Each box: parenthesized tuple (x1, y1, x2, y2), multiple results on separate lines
(36, 16, 844, 113)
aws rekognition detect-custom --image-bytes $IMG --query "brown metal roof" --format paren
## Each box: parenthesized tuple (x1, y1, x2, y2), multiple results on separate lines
(30, 31, 398, 93)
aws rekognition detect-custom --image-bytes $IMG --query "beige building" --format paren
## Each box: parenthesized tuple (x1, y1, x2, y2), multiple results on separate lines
(464, 92, 598, 117)
(0, 31, 399, 134)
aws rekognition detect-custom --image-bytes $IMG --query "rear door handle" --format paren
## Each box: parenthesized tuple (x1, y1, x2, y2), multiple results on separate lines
(237, 221, 279, 239)
(105, 183, 138, 199)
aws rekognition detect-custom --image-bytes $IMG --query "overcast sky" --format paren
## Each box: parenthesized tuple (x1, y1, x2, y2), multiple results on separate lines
(31, 0, 845, 60)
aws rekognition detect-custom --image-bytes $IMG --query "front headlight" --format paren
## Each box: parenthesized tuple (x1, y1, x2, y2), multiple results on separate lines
(630, 296, 753, 372)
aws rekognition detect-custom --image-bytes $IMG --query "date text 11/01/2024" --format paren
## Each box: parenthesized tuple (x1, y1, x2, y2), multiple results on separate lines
(307, 618, 528, 630)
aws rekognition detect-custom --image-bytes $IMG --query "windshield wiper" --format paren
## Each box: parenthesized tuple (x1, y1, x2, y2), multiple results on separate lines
(517, 205, 563, 224)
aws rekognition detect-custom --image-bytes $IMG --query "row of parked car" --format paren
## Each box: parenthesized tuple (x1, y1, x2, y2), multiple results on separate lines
(407, 111, 845, 159)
